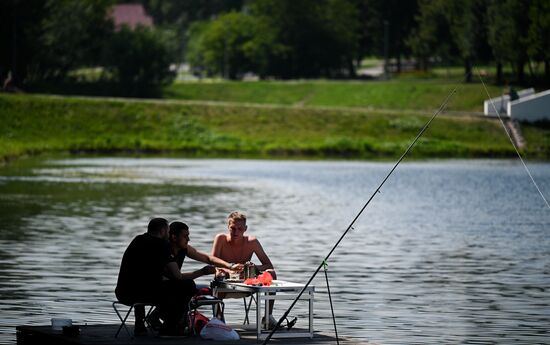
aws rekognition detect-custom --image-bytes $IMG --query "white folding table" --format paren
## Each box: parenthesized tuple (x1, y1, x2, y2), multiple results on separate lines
(212, 279, 315, 340)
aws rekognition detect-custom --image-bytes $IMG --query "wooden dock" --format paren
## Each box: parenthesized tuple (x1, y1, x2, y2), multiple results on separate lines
(16, 324, 374, 345)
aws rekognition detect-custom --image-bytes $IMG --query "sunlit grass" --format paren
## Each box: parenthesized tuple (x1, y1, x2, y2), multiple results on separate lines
(2, 93, 549, 162)
(163, 79, 502, 112)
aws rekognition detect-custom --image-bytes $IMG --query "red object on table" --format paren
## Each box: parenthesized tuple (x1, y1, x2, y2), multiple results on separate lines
(244, 271, 273, 286)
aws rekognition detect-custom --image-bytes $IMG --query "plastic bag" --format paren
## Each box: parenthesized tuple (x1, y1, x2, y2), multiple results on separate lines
(244, 271, 273, 286)
(258, 271, 273, 286)
(200, 318, 240, 340)
(188, 310, 209, 335)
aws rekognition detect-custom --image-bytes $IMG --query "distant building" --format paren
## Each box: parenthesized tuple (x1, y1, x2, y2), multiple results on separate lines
(110, 4, 153, 31)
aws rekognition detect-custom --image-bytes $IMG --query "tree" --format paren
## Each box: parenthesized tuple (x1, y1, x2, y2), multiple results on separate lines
(139, 0, 245, 63)
(407, 0, 490, 81)
(356, 0, 418, 72)
(140, 0, 244, 27)
(0, 0, 47, 85)
(528, 0, 550, 81)
(186, 12, 260, 79)
(250, 0, 359, 78)
(487, 0, 530, 84)
(407, 0, 457, 71)
(32, 0, 113, 81)
(186, 0, 359, 79)
(102, 26, 177, 95)
(444, 0, 491, 82)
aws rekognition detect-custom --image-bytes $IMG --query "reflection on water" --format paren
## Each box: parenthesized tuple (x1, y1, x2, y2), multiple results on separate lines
(0, 158, 549, 344)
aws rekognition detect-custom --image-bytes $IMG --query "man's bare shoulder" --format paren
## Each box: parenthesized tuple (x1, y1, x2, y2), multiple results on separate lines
(246, 235, 259, 244)
(214, 233, 230, 243)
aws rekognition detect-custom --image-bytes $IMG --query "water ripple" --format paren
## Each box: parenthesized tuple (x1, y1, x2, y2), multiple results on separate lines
(0, 158, 549, 344)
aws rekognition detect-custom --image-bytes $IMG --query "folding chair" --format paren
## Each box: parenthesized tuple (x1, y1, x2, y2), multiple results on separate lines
(210, 281, 256, 325)
(112, 301, 157, 338)
(187, 295, 225, 336)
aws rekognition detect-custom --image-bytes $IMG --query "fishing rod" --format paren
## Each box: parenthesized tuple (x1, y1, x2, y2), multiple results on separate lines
(262, 84, 459, 344)
(475, 67, 550, 210)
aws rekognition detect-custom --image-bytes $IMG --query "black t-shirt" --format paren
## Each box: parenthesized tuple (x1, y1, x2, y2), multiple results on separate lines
(172, 248, 188, 270)
(115, 233, 173, 302)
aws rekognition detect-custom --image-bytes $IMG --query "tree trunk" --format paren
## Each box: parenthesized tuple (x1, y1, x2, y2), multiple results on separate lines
(496, 62, 503, 84)
(421, 57, 429, 72)
(397, 55, 401, 73)
(516, 60, 525, 84)
(464, 59, 472, 83)
(545, 60, 549, 83)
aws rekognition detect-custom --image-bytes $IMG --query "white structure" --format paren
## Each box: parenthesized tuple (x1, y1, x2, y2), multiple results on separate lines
(508, 89, 550, 122)
(484, 88, 535, 117)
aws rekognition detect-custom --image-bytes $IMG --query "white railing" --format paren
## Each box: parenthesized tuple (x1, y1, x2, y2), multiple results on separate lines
(484, 88, 535, 116)
(508, 89, 550, 122)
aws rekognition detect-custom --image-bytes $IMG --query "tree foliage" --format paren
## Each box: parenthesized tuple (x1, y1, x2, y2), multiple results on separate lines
(187, 0, 359, 79)
(356, 0, 418, 70)
(487, 0, 531, 83)
(186, 13, 262, 79)
(102, 26, 177, 94)
(407, 0, 456, 71)
(32, 0, 113, 80)
(527, 0, 550, 79)
(1, 0, 550, 87)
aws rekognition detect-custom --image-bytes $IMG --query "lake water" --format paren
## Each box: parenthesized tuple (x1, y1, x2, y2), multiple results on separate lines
(0, 157, 549, 344)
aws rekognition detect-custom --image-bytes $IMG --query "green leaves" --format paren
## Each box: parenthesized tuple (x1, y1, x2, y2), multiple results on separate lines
(186, 0, 360, 79)
(102, 26, 177, 95)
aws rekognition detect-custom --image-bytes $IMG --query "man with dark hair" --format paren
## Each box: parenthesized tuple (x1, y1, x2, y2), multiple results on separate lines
(116, 217, 171, 305)
(116, 218, 173, 335)
(168, 221, 241, 275)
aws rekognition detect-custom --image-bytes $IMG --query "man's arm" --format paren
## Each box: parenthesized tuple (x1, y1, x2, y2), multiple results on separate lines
(253, 239, 273, 272)
(164, 261, 215, 280)
(187, 245, 243, 271)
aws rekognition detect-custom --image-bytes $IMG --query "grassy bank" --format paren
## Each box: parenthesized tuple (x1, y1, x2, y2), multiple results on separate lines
(2, 93, 549, 162)
(163, 79, 502, 112)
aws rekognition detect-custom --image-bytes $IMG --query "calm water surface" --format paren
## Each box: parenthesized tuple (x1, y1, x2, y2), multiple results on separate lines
(0, 158, 549, 344)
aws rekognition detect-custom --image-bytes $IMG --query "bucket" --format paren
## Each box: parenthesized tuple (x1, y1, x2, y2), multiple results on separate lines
(51, 318, 72, 330)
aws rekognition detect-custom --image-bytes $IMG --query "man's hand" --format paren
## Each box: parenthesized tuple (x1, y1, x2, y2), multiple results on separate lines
(201, 265, 216, 276)
(230, 263, 244, 271)
(215, 268, 229, 280)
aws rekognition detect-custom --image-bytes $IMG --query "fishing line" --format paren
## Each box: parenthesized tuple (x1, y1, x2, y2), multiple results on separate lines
(475, 67, 550, 210)
(262, 79, 461, 344)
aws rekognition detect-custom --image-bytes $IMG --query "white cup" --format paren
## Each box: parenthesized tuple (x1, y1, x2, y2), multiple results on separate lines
(51, 318, 72, 330)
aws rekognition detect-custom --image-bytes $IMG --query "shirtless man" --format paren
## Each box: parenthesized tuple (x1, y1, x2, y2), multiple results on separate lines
(212, 211, 277, 328)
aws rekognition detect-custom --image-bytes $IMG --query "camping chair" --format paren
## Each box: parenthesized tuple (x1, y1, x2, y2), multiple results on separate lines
(209, 281, 256, 325)
(187, 293, 225, 336)
(112, 301, 157, 338)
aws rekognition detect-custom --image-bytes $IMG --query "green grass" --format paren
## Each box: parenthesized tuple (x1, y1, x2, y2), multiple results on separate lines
(2, 93, 549, 162)
(162, 79, 502, 112)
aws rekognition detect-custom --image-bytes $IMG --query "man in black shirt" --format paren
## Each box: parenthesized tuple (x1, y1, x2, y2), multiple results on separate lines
(116, 218, 171, 304)
(167, 221, 242, 274)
